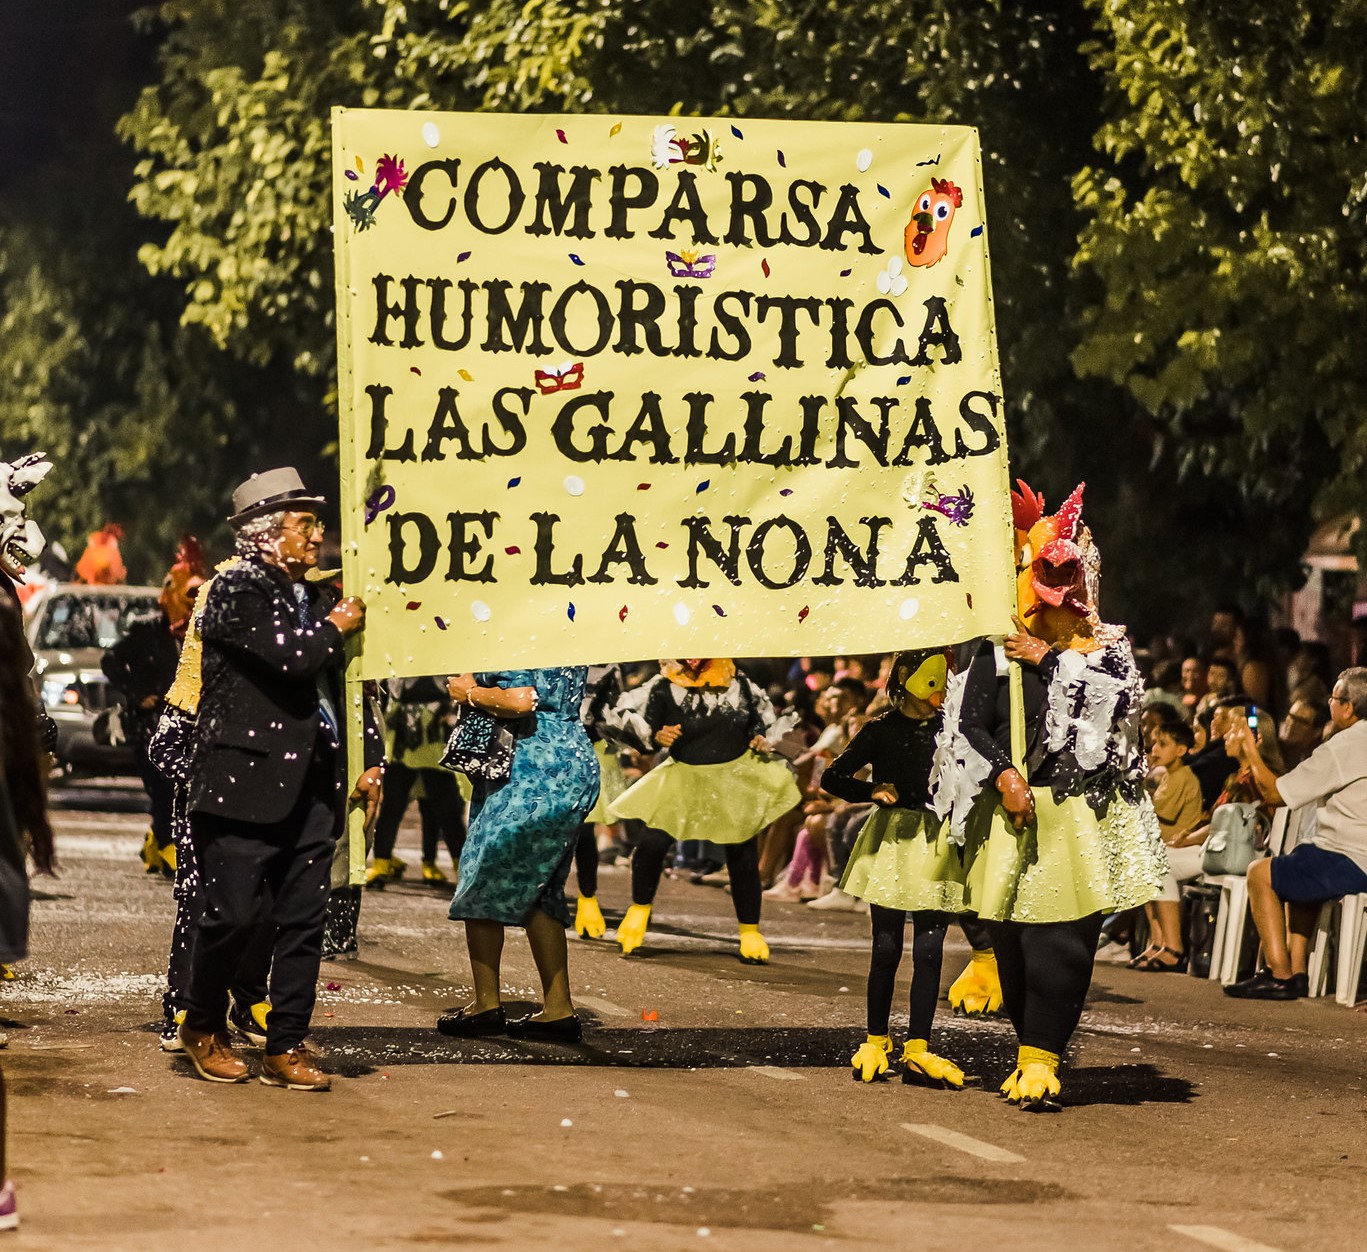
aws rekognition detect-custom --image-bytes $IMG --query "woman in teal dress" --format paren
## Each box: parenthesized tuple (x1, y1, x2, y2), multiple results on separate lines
(439, 666, 598, 1043)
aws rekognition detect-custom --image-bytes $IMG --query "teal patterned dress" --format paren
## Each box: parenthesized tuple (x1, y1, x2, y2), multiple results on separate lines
(448, 667, 599, 927)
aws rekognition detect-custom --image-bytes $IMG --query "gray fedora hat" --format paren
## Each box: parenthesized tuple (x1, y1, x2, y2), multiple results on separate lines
(228, 467, 328, 527)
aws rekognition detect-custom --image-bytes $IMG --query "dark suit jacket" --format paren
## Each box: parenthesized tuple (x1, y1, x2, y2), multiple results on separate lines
(188, 557, 381, 825)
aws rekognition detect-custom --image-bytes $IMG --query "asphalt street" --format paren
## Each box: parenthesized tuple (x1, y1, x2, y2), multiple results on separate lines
(4, 785, 1365, 1250)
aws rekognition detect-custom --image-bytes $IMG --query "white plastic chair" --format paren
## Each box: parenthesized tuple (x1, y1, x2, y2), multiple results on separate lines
(1333, 894, 1367, 1007)
(1306, 899, 1337, 998)
(1203, 809, 1292, 985)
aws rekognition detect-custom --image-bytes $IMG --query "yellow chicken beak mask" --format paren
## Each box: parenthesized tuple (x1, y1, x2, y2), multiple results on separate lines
(889, 647, 953, 712)
(1010, 480, 1101, 653)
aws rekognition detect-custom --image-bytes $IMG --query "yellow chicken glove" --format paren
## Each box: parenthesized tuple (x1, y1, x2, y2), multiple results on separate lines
(850, 1034, 893, 1083)
(737, 924, 770, 964)
(900, 1040, 965, 1090)
(947, 949, 1003, 1016)
(1002, 1046, 1061, 1112)
(616, 903, 651, 955)
(574, 895, 607, 939)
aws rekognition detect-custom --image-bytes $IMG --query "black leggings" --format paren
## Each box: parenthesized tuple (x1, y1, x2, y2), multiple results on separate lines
(867, 906, 951, 1039)
(630, 827, 762, 925)
(958, 913, 993, 953)
(574, 825, 599, 897)
(372, 763, 465, 864)
(987, 914, 1105, 1056)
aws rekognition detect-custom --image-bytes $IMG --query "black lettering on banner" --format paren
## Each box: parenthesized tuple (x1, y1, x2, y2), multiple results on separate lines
(778, 180, 825, 247)
(369, 274, 424, 348)
(678, 515, 750, 588)
(446, 511, 499, 582)
(674, 285, 703, 359)
(894, 516, 960, 585)
(551, 393, 614, 462)
(746, 516, 813, 589)
(548, 281, 614, 356)
(606, 165, 660, 239)
(684, 392, 738, 465)
(855, 299, 911, 367)
(405, 159, 461, 230)
(586, 514, 658, 585)
(486, 387, 533, 457)
(647, 172, 718, 243)
(757, 295, 821, 369)
(739, 391, 795, 466)
(529, 512, 585, 585)
(614, 394, 679, 464)
(813, 516, 891, 587)
(827, 396, 897, 468)
(794, 396, 827, 466)
(954, 391, 1002, 458)
(464, 158, 525, 235)
(527, 163, 599, 239)
(707, 291, 753, 360)
(386, 512, 440, 584)
(613, 281, 671, 356)
(820, 184, 880, 254)
(909, 296, 963, 366)
(482, 280, 552, 354)
(422, 389, 479, 461)
(428, 278, 478, 351)
(722, 172, 777, 247)
(364, 384, 416, 463)
(824, 297, 855, 369)
(892, 397, 952, 467)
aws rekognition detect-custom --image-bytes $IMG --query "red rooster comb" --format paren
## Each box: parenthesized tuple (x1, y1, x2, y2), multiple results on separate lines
(173, 534, 208, 578)
(931, 178, 964, 207)
(1010, 479, 1046, 532)
(1055, 483, 1086, 541)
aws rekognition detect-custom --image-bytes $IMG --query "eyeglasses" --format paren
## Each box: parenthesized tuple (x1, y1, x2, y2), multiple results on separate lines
(282, 517, 325, 536)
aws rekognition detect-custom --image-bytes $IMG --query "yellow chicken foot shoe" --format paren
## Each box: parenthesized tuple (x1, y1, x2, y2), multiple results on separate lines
(160, 841, 177, 873)
(900, 1040, 965, 1090)
(737, 923, 770, 965)
(574, 896, 607, 939)
(850, 1034, 892, 1083)
(420, 861, 450, 885)
(1001, 1047, 1062, 1112)
(365, 857, 403, 888)
(947, 949, 1003, 1017)
(0, 965, 14, 982)
(616, 903, 651, 955)
(139, 830, 162, 875)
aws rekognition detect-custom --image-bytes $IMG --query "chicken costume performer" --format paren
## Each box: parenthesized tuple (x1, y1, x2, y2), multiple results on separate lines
(826, 647, 968, 1088)
(608, 659, 799, 963)
(572, 664, 631, 939)
(931, 482, 1166, 1110)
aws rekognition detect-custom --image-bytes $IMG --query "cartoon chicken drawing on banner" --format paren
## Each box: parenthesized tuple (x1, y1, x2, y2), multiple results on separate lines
(904, 178, 963, 268)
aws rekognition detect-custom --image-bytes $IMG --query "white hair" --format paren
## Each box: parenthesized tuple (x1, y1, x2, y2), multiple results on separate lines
(233, 510, 288, 557)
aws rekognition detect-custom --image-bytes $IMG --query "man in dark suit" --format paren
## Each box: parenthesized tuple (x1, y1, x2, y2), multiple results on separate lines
(178, 468, 382, 1090)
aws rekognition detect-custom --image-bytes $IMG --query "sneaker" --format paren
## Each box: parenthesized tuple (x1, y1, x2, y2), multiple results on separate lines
(763, 879, 805, 902)
(806, 887, 862, 912)
(227, 999, 269, 1046)
(0, 1179, 17, 1231)
(160, 1009, 187, 1053)
(1223, 968, 1308, 1000)
(178, 1025, 250, 1083)
(260, 1044, 331, 1091)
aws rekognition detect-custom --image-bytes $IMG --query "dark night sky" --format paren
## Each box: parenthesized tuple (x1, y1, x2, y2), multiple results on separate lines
(0, 0, 149, 197)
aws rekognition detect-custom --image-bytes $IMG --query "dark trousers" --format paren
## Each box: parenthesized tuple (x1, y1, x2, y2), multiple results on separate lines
(630, 827, 763, 925)
(372, 762, 465, 864)
(574, 825, 599, 897)
(866, 906, 951, 1039)
(132, 720, 176, 850)
(184, 743, 341, 1053)
(986, 914, 1105, 1056)
(164, 784, 271, 1025)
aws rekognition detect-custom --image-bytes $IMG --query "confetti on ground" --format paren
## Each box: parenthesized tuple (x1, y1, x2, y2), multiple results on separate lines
(326, 982, 342, 991)
(561, 1119, 574, 1128)
(642, 1010, 659, 1022)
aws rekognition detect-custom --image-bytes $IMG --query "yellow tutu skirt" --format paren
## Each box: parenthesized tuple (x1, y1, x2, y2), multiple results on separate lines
(609, 754, 800, 845)
(587, 741, 629, 825)
(960, 786, 1167, 923)
(839, 807, 967, 913)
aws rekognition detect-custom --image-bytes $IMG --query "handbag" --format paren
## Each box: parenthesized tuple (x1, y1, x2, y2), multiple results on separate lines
(1200, 802, 1268, 877)
(440, 703, 517, 785)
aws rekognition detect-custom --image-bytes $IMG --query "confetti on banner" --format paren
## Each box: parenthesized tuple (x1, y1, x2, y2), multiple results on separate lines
(345, 170, 359, 181)
(877, 185, 890, 198)
(777, 150, 786, 167)
(456, 251, 471, 263)
(434, 617, 447, 630)
(409, 366, 421, 375)
(569, 253, 585, 265)
(761, 258, 771, 278)
(748, 372, 766, 382)
(556, 128, 568, 144)
(406, 601, 421, 611)
(637, 482, 651, 490)
(458, 368, 473, 381)
(609, 122, 622, 137)
(507, 477, 521, 488)
(567, 603, 576, 621)
(504, 546, 521, 555)
(779, 488, 793, 497)
(970, 224, 983, 237)
(619, 605, 629, 621)
(798, 606, 810, 622)
(712, 605, 726, 617)
(696, 481, 710, 493)
(731, 125, 744, 139)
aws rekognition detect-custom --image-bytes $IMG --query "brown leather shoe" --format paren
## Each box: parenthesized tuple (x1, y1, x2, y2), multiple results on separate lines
(177, 1025, 249, 1084)
(260, 1045, 331, 1091)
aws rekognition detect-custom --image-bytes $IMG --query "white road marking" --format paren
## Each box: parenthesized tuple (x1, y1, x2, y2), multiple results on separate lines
(901, 1123, 1026, 1164)
(750, 1066, 804, 1082)
(1169, 1226, 1284, 1252)
(577, 995, 633, 1019)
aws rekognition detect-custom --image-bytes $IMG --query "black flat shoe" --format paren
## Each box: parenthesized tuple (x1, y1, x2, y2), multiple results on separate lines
(506, 1014, 583, 1044)
(436, 1006, 506, 1037)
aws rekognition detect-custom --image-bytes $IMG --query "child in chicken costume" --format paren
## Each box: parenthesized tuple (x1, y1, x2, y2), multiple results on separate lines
(931, 482, 1165, 1110)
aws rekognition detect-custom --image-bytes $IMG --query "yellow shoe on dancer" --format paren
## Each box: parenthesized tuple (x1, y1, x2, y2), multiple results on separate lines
(850, 1034, 892, 1083)
(900, 1040, 965, 1089)
(421, 860, 450, 884)
(947, 949, 1002, 1016)
(737, 923, 769, 964)
(1000, 1046, 1061, 1112)
(574, 896, 607, 939)
(617, 903, 651, 955)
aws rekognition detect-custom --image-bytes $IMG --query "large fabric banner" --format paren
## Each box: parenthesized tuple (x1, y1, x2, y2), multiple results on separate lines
(332, 108, 1015, 676)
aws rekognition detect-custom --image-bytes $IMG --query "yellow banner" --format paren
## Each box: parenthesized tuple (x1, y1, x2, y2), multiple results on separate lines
(332, 108, 1016, 677)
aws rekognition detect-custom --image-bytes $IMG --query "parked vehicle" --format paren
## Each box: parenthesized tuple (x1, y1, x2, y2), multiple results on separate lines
(25, 583, 161, 774)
